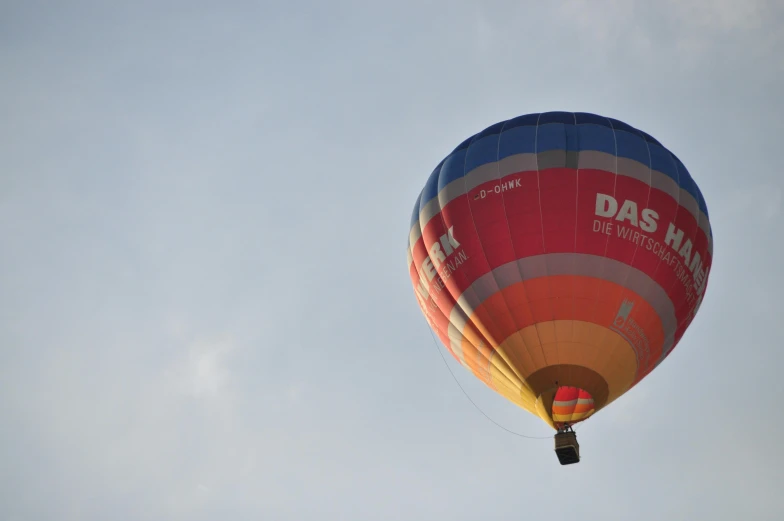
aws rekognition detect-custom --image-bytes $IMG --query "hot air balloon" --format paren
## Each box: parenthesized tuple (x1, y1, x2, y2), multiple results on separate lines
(406, 111, 713, 465)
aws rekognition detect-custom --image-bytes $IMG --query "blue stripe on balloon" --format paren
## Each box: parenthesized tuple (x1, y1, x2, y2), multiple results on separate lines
(417, 112, 708, 225)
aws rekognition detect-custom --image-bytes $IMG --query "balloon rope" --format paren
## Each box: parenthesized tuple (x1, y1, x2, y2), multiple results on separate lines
(423, 320, 552, 440)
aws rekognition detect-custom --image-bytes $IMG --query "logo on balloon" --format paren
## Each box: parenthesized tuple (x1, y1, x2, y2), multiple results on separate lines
(613, 298, 634, 328)
(610, 298, 651, 373)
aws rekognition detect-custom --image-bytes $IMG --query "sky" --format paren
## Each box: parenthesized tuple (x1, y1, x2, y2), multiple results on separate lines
(1, 0, 783, 520)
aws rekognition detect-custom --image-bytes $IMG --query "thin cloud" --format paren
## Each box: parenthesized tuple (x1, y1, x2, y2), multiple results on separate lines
(171, 336, 237, 399)
(555, 0, 781, 62)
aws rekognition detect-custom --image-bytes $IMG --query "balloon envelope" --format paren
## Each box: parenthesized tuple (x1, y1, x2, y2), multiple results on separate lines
(407, 111, 713, 429)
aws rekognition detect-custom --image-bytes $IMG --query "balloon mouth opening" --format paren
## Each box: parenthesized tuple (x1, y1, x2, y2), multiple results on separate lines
(552, 386, 595, 427)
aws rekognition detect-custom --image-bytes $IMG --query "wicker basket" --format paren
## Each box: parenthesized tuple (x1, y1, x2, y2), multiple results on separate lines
(554, 431, 580, 465)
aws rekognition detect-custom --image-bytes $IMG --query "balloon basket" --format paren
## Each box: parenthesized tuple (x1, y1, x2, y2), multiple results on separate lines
(554, 430, 580, 465)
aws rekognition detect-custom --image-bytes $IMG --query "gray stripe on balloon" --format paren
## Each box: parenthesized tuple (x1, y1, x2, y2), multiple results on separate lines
(446, 253, 677, 364)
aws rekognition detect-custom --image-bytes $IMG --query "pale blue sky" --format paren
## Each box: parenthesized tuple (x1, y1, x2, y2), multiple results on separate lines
(1, 1, 783, 520)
